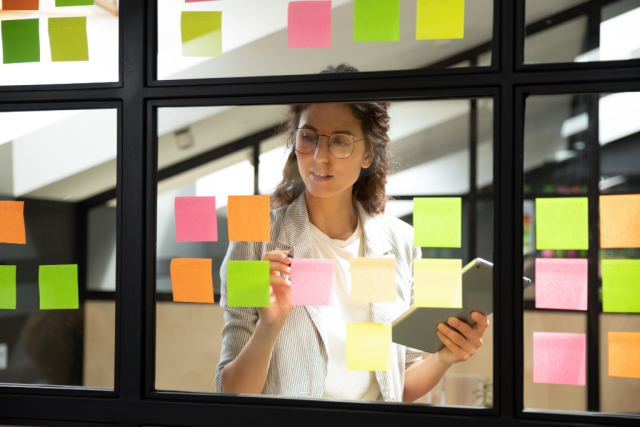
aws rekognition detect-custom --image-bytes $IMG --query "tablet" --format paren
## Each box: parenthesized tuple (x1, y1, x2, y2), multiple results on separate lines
(391, 258, 532, 354)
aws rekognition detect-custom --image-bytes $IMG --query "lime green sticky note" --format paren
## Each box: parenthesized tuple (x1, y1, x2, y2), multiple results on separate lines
(49, 17, 89, 62)
(414, 259, 462, 308)
(181, 11, 222, 57)
(347, 323, 392, 371)
(603, 260, 640, 313)
(55, 0, 94, 6)
(0, 266, 17, 310)
(417, 0, 465, 40)
(1, 19, 40, 64)
(413, 197, 462, 248)
(535, 198, 588, 250)
(39, 265, 79, 310)
(226, 261, 270, 307)
(353, 0, 399, 42)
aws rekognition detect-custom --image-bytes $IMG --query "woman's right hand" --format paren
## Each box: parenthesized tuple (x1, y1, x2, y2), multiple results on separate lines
(258, 250, 294, 330)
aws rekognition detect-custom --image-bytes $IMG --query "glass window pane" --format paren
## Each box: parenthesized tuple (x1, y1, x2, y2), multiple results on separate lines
(156, 0, 494, 81)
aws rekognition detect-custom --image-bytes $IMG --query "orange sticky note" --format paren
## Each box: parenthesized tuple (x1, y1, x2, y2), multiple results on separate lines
(227, 195, 271, 242)
(600, 195, 640, 248)
(0, 201, 26, 244)
(608, 332, 640, 379)
(3, 0, 40, 10)
(350, 258, 397, 303)
(170, 258, 214, 303)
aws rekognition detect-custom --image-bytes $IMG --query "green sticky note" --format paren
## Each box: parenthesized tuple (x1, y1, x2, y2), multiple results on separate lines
(181, 11, 222, 57)
(354, 0, 399, 42)
(39, 265, 79, 310)
(55, 0, 94, 6)
(49, 17, 89, 62)
(603, 260, 640, 313)
(535, 198, 588, 250)
(0, 266, 17, 310)
(226, 261, 270, 307)
(1, 19, 40, 64)
(413, 197, 462, 247)
(417, 0, 465, 40)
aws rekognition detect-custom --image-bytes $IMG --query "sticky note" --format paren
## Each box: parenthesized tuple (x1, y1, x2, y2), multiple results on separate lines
(174, 197, 218, 242)
(55, 0, 93, 6)
(535, 258, 588, 311)
(288, 1, 332, 48)
(608, 332, 640, 379)
(227, 195, 270, 242)
(417, 0, 464, 40)
(533, 332, 586, 385)
(600, 195, 640, 248)
(291, 259, 334, 306)
(602, 259, 640, 313)
(414, 258, 462, 308)
(170, 258, 214, 303)
(347, 323, 392, 371)
(226, 261, 270, 307)
(0, 266, 17, 310)
(1, 19, 40, 64)
(48, 17, 89, 62)
(350, 258, 396, 303)
(535, 198, 588, 250)
(413, 197, 461, 248)
(38, 265, 79, 310)
(353, 0, 399, 42)
(2, 0, 39, 10)
(0, 201, 26, 244)
(181, 11, 222, 57)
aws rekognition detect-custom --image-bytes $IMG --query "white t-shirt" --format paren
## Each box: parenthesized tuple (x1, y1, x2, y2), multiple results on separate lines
(310, 220, 381, 401)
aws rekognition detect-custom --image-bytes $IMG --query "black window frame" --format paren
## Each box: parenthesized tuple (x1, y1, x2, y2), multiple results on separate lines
(0, 1, 639, 426)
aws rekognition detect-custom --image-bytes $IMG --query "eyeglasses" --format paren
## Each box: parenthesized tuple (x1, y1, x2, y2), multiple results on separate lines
(292, 128, 365, 159)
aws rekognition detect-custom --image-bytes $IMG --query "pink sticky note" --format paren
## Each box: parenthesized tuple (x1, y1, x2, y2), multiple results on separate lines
(535, 258, 588, 310)
(288, 1, 332, 48)
(533, 332, 586, 385)
(175, 197, 218, 242)
(290, 259, 335, 305)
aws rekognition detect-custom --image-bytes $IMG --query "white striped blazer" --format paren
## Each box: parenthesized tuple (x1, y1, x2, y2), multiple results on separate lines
(215, 193, 423, 402)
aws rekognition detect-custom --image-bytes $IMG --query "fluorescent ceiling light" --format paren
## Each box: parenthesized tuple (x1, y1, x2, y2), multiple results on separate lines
(0, 110, 81, 146)
(599, 92, 640, 145)
(600, 6, 640, 61)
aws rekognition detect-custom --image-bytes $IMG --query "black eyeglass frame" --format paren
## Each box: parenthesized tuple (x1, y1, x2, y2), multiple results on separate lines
(291, 127, 366, 159)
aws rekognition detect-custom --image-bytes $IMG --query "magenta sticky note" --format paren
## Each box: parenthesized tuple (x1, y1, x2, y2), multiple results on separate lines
(288, 1, 332, 48)
(535, 258, 588, 311)
(290, 259, 335, 305)
(175, 197, 218, 242)
(533, 332, 586, 385)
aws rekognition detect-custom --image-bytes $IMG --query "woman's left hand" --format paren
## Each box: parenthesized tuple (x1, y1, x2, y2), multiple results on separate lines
(436, 312, 489, 366)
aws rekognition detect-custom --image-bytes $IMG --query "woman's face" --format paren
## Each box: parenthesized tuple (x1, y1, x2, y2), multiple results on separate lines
(295, 104, 373, 200)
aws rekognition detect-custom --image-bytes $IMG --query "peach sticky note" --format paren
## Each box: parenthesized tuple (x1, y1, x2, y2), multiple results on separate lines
(600, 195, 640, 248)
(227, 195, 270, 242)
(170, 258, 214, 303)
(0, 201, 26, 244)
(288, 1, 332, 48)
(414, 258, 462, 308)
(175, 197, 217, 242)
(350, 258, 396, 303)
(291, 259, 335, 306)
(3, 0, 39, 10)
(346, 323, 392, 371)
(608, 332, 640, 379)
(535, 258, 588, 311)
(533, 332, 586, 385)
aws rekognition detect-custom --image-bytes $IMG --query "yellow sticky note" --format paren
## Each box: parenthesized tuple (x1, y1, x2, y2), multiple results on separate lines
(346, 323, 392, 371)
(417, 0, 465, 40)
(413, 258, 462, 308)
(608, 332, 640, 379)
(350, 258, 397, 303)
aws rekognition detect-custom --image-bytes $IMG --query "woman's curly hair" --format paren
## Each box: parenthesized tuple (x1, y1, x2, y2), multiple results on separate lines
(271, 64, 392, 216)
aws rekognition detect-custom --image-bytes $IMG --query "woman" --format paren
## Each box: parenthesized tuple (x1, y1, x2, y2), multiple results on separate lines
(216, 64, 488, 402)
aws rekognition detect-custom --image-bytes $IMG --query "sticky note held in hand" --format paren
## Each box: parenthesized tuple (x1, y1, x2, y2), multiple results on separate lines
(48, 17, 89, 62)
(1, 19, 40, 64)
(226, 260, 270, 307)
(0, 266, 17, 310)
(0, 201, 26, 244)
(413, 197, 462, 248)
(533, 332, 586, 385)
(346, 323, 392, 371)
(608, 332, 640, 379)
(535, 198, 588, 250)
(181, 11, 222, 57)
(170, 258, 214, 303)
(291, 259, 335, 306)
(602, 259, 640, 313)
(227, 195, 270, 242)
(414, 258, 462, 308)
(174, 197, 218, 242)
(535, 258, 588, 311)
(417, 0, 465, 40)
(600, 195, 640, 248)
(353, 0, 399, 42)
(350, 258, 396, 303)
(288, 1, 332, 48)
(39, 265, 79, 310)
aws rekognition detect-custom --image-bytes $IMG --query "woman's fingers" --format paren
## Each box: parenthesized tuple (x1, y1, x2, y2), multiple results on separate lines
(438, 323, 477, 355)
(268, 261, 291, 276)
(263, 251, 292, 264)
(448, 317, 483, 349)
(269, 275, 290, 288)
(436, 330, 467, 360)
(471, 311, 490, 335)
